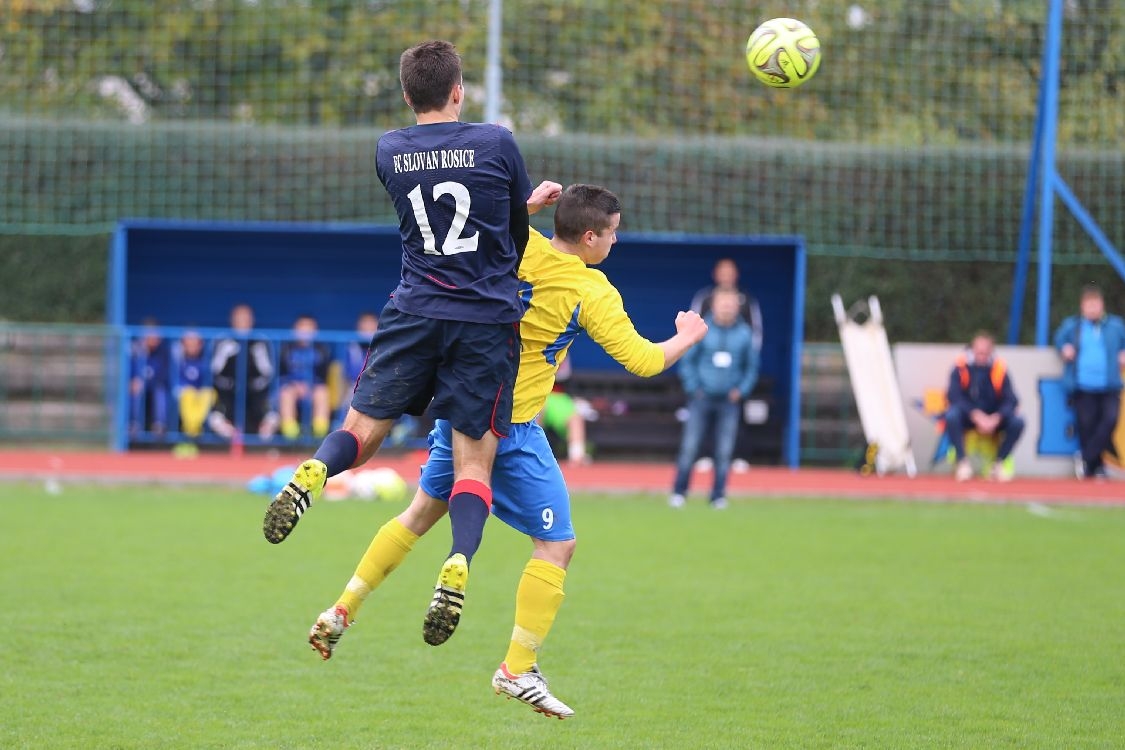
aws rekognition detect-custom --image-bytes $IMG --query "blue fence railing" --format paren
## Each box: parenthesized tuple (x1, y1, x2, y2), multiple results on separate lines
(115, 324, 423, 452)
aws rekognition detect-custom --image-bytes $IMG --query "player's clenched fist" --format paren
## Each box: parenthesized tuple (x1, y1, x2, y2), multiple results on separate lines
(527, 181, 563, 214)
(675, 310, 708, 344)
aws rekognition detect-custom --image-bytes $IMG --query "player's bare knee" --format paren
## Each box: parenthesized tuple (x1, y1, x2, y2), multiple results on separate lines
(534, 538, 576, 569)
(397, 489, 447, 536)
(341, 408, 394, 461)
(450, 432, 499, 482)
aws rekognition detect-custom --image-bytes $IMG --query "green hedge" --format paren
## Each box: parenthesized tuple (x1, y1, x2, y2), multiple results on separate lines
(4, 121, 1124, 339)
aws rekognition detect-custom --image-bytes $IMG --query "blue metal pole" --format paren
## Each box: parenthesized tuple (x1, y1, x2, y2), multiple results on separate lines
(110, 225, 130, 452)
(1055, 177, 1125, 282)
(1008, 76, 1046, 344)
(786, 240, 807, 468)
(1035, 0, 1065, 346)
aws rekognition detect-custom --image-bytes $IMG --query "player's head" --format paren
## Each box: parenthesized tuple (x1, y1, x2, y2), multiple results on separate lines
(230, 304, 254, 331)
(970, 330, 994, 366)
(553, 184, 621, 264)
(711, 288, 741, 326)
(400, 40, 464, 115)
(293, 314, 318, 342)
(356, 312, 379, 335)
(140, 316, 162, 349)
(181, 330, 203, 357)
(1080, 283, 1104, 321)
(713, 258, 740, 288)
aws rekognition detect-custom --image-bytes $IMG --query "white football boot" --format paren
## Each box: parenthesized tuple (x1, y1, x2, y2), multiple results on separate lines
(308, 605, 349, 660)
(492, 663, 575, 719)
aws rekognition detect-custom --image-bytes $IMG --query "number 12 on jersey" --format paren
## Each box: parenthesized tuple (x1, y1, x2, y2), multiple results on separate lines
(407, 182, 479, 255)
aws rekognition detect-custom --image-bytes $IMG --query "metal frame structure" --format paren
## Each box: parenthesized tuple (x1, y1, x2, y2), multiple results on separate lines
(1009, 0, 1125, 345)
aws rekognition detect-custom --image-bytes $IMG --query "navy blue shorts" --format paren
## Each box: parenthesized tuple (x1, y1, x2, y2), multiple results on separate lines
(350, 301, 519, 439)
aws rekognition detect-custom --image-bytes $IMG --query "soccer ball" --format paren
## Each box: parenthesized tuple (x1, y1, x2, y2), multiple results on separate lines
(746, 18, 821, 89)
(349, 467, 410, 503)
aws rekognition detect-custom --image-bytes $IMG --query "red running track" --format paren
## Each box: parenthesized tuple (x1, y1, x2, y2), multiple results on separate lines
(0, 448, 1120, 506)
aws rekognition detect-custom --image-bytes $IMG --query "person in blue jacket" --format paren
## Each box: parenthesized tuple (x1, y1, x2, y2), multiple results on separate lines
(670, 288, 759, 509)
(1053, 283, 1125, 479)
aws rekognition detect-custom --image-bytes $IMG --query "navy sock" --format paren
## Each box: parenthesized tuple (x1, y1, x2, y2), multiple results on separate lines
(313, 430, 360, 477)
(447, 479, 492, 565)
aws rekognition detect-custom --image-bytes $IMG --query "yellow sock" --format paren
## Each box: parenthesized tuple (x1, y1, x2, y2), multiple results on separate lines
(336, 518, 419, 619)
(312, 415, 330, 437)
(503, 558, 567, 674)
(281, 418, 301, 440)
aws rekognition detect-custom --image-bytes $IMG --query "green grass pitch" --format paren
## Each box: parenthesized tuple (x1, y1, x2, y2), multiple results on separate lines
(2, 484, 1123, 749)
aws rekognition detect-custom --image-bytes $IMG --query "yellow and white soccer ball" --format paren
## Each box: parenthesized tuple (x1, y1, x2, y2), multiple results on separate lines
(746, 17, 821, 89)
(348, 467, 411, 503)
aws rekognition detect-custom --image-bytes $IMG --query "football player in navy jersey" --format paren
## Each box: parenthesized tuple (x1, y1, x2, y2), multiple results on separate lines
(263, 39, 560, 648)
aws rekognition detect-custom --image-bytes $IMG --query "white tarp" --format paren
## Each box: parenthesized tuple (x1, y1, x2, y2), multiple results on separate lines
(831, 294, 917, 476)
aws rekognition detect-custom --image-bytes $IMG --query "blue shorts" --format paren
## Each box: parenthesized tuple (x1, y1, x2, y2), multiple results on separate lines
(418, 419, 575, 542)
(351, 301, 519, 439)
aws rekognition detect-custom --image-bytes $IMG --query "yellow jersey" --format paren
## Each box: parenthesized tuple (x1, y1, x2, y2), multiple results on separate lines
(512, 229, 665, 424)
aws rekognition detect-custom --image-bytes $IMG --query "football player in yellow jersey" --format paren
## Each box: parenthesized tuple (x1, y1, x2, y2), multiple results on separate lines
(306, 183, 708, 718)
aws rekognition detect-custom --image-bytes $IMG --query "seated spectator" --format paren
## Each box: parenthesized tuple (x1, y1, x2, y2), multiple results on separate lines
(279, 314, 334, 440)
(670, 288, 759, 509)
(945, 331, 1024, 482)
(690, 257, 764, 353)
(207, 303, 279, 439)
(1053, 283, 1125, 479)
(336, 311, 380, 427)
(129, 318, 170, 436)
(173, 329, 213, 441)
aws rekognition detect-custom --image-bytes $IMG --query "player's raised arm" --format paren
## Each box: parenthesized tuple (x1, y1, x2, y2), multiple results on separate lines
(580, 285, 707, 377)
(527, 180, 563, 214)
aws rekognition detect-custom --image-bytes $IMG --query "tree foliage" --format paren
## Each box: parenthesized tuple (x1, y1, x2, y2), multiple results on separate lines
(1, 0, 1122, 144)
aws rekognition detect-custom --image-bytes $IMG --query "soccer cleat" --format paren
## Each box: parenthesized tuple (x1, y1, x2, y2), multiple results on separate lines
(710, 497, 729, 510)
(263, 459, 328, 543)
(992, 457, 1015, 482)
(308, 605, 349, 660)
(668, 493, 686, 509)
(422, 553, 468, 646)
(492, 663, 575, 719)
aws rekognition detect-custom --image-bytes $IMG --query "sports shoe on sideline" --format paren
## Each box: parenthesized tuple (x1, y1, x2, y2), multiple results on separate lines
(992, 457, 1015, 482)
(668, 494, 686, 509)
(954, 458, 974, 482)
(263, 459, 328, 543)
(492, 663, 575, 719)
(308, 605, 349, 660)
(422, 553, 468, 646)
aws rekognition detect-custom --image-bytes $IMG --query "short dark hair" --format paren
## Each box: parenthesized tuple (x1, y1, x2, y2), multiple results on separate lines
(553, 184, 622, 243)
(1081, 282, 1103, 301)
(399, 40, 462, 113)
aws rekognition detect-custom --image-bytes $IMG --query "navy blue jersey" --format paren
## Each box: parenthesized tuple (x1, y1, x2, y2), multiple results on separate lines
(376, 122, 533, 324)
(177, 352, 208, 390)
(131, 339, 170, 387)
(280, 340, 333, 386)
(341, 339, 368, 385)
